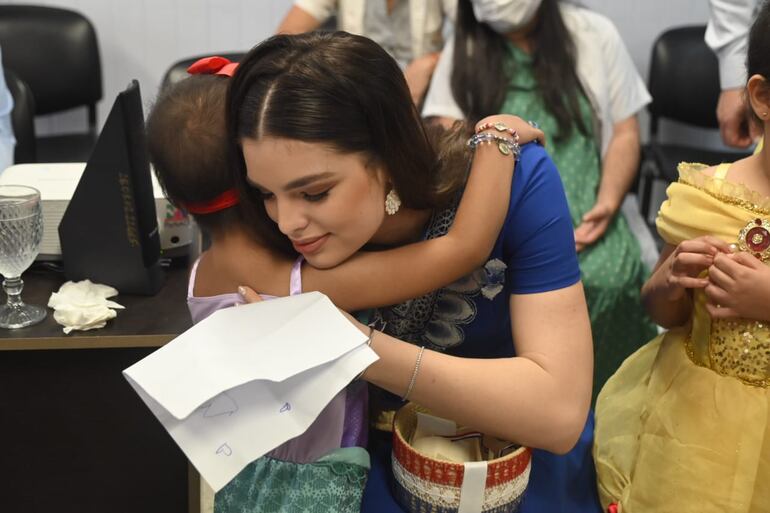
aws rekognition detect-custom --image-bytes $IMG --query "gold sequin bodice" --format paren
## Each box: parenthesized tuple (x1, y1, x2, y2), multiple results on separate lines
(687, 287, 770, 387)
(709, 316, 770, 387)
(667, 163, 770, 387)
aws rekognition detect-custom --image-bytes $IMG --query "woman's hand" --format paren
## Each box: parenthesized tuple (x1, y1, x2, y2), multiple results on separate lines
(238, 285, 371, 335)
(705, 252, 770, 320)
(238, 285, 262, 304)
(475, 114, 546, 147)
(662, 236, 731, 302)
(574, 201, 615, 251)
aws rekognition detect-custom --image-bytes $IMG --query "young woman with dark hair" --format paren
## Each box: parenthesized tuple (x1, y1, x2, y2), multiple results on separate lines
(228, 31, 597, 513)
(424, 0, 658, 401)
(146, 55, 547, 513)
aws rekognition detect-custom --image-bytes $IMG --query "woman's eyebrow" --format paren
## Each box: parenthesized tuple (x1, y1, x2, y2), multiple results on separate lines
(283, 172, 335, 191)
(246, 172, 335, 192)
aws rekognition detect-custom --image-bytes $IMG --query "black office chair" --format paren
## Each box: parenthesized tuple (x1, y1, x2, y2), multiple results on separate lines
(0, 5, 102, 162)
(639, 25, 751, 222)
(160, 52, 247, 91)
(5, 69, 36, 164)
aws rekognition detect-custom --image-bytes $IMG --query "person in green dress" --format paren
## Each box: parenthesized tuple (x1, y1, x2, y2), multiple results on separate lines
(423, 0, 658, 400)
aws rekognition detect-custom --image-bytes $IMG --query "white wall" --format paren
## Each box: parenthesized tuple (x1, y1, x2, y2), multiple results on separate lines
(2, 0, 715, 140)
(0, 0, 295, 135)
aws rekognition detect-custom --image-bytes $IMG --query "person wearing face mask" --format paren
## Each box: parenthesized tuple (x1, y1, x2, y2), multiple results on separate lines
(423, 0, 658, 404)
(276, 0, 455, 106)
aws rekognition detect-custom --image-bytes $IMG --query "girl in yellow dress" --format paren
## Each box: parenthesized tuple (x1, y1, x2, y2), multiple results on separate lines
(593, 4, 770, 512)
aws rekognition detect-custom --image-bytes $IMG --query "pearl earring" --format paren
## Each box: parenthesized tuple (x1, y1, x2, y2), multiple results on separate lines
(385, 189, 401, 215)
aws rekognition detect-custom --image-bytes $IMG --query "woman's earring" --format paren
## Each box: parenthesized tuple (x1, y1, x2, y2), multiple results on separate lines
(385, 189, 401, 215)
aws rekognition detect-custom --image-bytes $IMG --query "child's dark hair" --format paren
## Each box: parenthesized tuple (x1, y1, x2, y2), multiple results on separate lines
(146, 75, 242, 235)
(747, 1, 770, 127)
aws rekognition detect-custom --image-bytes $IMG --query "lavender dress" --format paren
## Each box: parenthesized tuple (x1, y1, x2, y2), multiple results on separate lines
(187, 256, 370, 512)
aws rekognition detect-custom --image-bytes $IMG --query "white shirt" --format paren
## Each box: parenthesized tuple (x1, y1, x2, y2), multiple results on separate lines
(0, 46, 15, 174)
(294, 0, 455, 62)
(422, 3, 650, 158)
(705, 0, 758, 90)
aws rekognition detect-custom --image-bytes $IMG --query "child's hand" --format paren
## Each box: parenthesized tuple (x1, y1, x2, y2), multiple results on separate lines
(475, 114, 546, 147)
(663, 236, 731, 301)
(705, 252, 770, 320)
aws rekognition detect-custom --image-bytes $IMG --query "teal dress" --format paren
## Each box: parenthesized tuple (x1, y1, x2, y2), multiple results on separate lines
(500, 44, 657, 399)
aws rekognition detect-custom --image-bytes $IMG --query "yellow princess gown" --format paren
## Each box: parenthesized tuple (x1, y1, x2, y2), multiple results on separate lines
(594, 162, 770, 513)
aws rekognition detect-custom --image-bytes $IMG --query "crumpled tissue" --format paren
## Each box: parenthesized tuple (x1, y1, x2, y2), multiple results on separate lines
(48, 280, 125, 334)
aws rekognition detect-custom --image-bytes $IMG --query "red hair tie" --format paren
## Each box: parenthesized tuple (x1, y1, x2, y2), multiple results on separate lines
(187, 56, 239, 77)
(182, 189, 239, 215)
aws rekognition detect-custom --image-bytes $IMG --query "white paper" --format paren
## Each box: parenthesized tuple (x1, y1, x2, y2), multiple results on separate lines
(123, 292, 378, 491)
(125, 292, 367, 419)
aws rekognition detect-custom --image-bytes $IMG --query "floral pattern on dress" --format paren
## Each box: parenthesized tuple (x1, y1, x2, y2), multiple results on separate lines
(379, 204, 506, 350)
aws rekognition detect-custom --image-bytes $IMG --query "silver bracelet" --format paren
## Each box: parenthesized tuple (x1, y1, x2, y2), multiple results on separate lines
(354, 326, 376, 381)
(402, 345, 425, 401)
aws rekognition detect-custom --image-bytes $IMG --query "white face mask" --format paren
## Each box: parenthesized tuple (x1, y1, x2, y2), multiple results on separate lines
(470, 0, 543, 34)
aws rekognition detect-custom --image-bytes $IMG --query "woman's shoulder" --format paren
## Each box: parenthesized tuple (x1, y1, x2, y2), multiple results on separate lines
(514, 143, 561, 190)
(506, 143, 571, 228)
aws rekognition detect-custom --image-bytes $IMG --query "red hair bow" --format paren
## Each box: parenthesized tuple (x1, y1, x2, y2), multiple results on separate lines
(187, 56, 238, 77)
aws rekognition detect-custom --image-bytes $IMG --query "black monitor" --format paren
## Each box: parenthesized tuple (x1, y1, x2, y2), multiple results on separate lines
(59, 80, 164, 295)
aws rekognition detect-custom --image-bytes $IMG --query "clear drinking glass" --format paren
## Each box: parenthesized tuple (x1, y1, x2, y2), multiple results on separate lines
(0, 185, 46, 329)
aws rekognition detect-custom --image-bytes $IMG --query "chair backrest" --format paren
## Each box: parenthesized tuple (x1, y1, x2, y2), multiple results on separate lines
(160, 52, 247, 91)
(647, 25, 722, 133)
(4, 69, 36, 164)
(0, 5, 102, 128)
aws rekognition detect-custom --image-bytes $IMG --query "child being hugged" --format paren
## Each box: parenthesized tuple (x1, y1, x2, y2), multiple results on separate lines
(594, 5, 770, 512)
(146, 56, 543, 513)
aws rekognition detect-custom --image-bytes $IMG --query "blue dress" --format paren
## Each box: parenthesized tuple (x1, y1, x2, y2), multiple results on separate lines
(362, 143, 602, 513)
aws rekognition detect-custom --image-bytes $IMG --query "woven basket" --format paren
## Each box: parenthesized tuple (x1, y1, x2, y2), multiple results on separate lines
(392, 403, 531, 513)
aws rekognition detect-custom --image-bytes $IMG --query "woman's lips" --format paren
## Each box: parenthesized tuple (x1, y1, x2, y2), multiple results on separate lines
(291, 234, 330, 255)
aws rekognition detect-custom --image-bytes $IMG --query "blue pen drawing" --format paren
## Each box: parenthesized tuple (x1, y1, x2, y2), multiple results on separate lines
(216, 443, 232, 456)
(199, 392, 239, 418)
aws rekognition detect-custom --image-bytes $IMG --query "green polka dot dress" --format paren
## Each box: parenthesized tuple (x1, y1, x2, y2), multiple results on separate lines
(501, 44, 657, 401)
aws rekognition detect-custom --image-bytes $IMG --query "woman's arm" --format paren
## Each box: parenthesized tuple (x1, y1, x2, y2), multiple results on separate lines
(276, 4, 323, 34)
(574, 115, 640, 251)
(359, 282, 592, 454)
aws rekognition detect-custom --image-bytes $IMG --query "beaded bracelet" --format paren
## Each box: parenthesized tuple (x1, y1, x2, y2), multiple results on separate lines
(475, 121, 520, 143)
(466, 132, 521, 158)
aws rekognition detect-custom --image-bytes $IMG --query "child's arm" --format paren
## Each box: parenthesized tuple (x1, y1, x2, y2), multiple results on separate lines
(704, 251, 770, 321)
(641, 236, 731, 327)
(299, 114, 543, 311)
